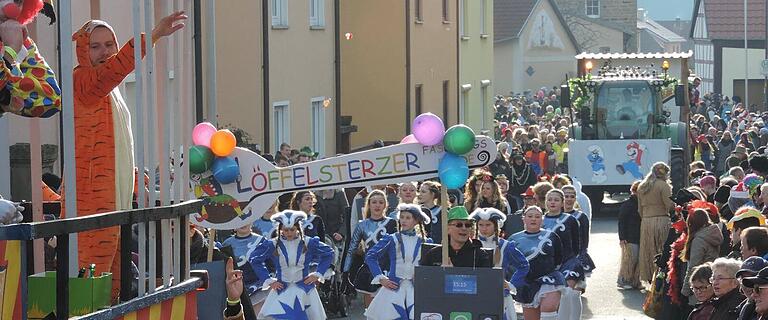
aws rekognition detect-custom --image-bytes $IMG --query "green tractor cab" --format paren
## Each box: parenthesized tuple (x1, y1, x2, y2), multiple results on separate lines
(561, 52, 693, 212)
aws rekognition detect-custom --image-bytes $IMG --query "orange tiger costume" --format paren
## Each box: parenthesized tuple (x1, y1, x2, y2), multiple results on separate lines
(69, 20, 146, 301)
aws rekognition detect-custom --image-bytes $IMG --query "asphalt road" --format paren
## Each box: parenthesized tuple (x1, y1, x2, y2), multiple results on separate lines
(337, 203, 654, 319)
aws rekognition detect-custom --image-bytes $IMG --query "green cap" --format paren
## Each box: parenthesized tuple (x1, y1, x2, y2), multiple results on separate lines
(299, 146, 319, 158)
(447, 206, 470, 221)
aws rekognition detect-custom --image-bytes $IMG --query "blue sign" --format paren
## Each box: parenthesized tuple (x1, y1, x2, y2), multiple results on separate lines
(444, 274, 477, 295)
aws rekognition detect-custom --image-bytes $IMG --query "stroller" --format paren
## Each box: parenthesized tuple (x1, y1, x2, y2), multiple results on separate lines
(318, 234, 349, 318)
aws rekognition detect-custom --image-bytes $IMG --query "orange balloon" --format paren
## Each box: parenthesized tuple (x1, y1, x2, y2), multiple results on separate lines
(210, 129, 236, 156)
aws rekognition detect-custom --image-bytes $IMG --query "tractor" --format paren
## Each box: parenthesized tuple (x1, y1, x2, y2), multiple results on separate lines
(560, 52, 694, 212)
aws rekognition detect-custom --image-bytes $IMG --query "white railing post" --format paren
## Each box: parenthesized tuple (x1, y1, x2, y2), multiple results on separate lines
(58, 0, 79, 277)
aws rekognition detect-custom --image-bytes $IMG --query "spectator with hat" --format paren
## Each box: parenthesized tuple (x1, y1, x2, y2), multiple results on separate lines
(750, 155, 768, 179)
(509, 151, 537, 210)
(726, 207, 765, 259)
(738, 265, 768, 319)
(421, 206, 492, 268)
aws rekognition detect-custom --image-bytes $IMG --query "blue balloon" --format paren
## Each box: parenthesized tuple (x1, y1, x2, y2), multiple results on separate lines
(438, 154, 469, 189)
(212, 157, 240, 184)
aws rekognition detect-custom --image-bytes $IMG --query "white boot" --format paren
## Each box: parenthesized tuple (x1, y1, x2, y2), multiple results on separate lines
(569, 287, 582, 320)
(558, 287, 573, 318)
(540, 311, 558, 320)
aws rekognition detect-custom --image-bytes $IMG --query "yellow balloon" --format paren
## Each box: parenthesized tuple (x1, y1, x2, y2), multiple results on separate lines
(210, 129, 236, 157)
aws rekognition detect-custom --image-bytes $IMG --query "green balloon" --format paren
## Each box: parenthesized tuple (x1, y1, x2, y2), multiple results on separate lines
(189, 145, 214, 174)
(443, 124, 476, 155)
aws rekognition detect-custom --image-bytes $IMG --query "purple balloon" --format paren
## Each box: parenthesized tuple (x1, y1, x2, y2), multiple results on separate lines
(400, 134, 418, 144)
(412, 113, 445, 146)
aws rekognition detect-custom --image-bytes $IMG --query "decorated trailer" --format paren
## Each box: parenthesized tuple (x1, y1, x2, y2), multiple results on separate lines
(562, 52, 693, 209)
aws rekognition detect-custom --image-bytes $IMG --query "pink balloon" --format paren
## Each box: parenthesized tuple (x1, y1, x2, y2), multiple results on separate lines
(192, 122, 217, 147)
(412, 112, 445, 146)
(400, 134, 418, 144)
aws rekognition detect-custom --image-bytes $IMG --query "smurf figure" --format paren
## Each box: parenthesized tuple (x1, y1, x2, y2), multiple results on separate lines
(0, 195, 23, 225)
(586, 145, 606, 184)
(616, 142, 646, 179)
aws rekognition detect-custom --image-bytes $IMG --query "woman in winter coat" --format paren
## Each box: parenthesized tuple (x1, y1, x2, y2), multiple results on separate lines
(681, 209, 723, 305)
(715, 131, 736, 176)
(637, 162, 676, 284)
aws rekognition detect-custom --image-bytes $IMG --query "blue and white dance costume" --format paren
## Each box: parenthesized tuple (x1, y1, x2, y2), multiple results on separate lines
(364, 204, 432, 320)
(543, 212, 582, 281)
(543, 211, 583, 320)
(343, 216, 398, 294)
(510, 229, 564, 308)
(566, 209, 595, 277)
(222, 232, 268, 304)
(472, 208, 530, 320)
(425, 205, 443, 244)
(248, 210, 335, 320)
(253, 216, 277, 237)
(302, 214, 326, 242)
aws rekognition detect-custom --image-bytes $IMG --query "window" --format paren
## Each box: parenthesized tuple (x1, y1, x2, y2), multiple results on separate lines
(310, 0, 324, 28)
(460, 84, 471, 123)
(272, 0, 288, 27)
(459, 0, 468, 38)
(415, 0, 423, 22)
(480, 0, 487, 36)
(442, 0, 449, 21)
(481, 80, 491, 130)
(586, 0, 599, 18)
(311, 98, 326, 157)
(442, 80, 449, 123)
(273, 101, 290, 150)
(415, 84, 423, 115)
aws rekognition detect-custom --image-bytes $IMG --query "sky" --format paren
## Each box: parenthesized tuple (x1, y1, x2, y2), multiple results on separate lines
(637, 0, 695, 21)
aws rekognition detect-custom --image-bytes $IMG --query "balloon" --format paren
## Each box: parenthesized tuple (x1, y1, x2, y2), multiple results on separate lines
(412, 113, 445, 146)
(192, 122, 217, 147)
(400, 134, 418, 144)
(443, 124, 476, 155)
(438, 154, 469, 189)
(212, 157, 240, 184)
(210, 129, 237, 157)
(188, 145, 214, 174)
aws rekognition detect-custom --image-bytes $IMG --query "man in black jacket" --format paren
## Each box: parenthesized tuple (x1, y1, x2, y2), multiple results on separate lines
(421, 206, 492, 268)
(617, 181, 641, 289)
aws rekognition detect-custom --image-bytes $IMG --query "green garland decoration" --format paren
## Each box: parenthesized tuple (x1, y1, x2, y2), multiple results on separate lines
(566, 73, 678, 111)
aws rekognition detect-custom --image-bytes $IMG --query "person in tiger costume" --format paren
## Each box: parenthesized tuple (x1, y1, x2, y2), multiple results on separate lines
(69, 11, 186, 301)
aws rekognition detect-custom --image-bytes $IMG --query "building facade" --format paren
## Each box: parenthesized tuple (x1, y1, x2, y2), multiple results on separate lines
(340, 0, 460, 148)
(494, 0, 579, 96)
(458, 0, 494, 133)
(690, 0, 766, 104)
(554, 0, 638, 53)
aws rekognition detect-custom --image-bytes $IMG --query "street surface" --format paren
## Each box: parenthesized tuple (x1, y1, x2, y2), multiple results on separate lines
(340, 204, 654, 319)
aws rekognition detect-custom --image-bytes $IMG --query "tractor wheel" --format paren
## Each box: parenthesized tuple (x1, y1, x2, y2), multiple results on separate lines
(671, 148, 686, 193)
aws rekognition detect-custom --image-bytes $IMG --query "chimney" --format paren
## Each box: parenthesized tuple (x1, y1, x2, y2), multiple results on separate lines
(675, 17, 681, 29)
(637, 8, 647, 22)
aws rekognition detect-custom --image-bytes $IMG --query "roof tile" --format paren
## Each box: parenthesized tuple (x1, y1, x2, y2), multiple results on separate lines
(704, 0, 766, 40)
(494, 0, 537, 41)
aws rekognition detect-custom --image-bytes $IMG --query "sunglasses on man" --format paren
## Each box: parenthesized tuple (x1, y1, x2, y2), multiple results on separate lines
(449, 222, 473, 228)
